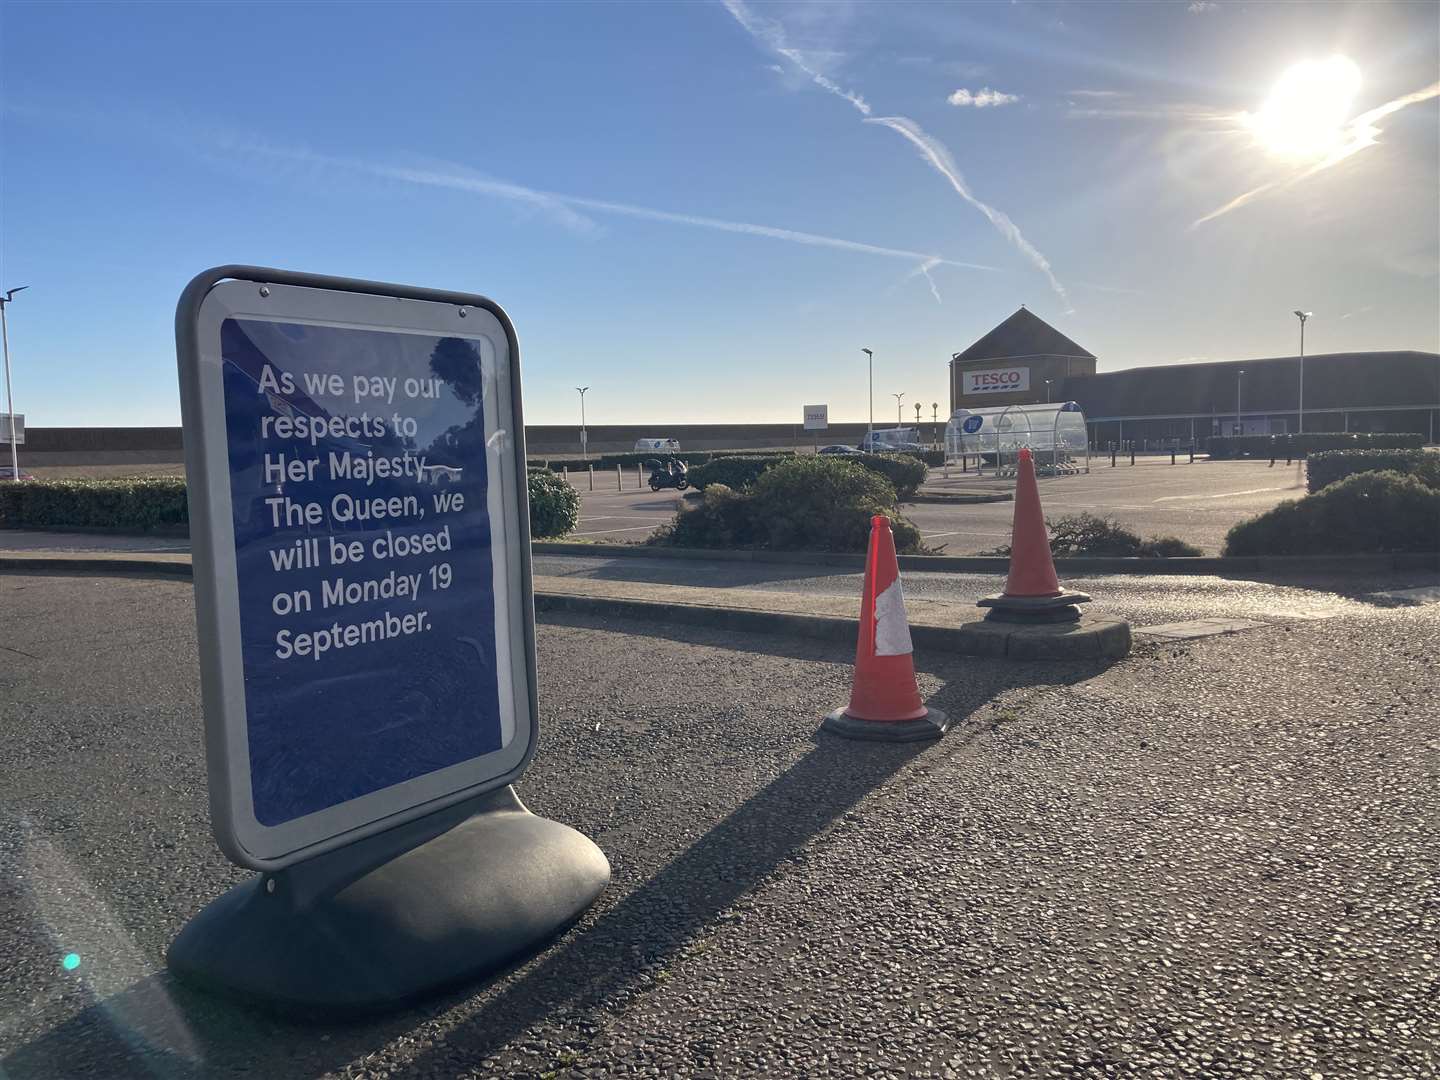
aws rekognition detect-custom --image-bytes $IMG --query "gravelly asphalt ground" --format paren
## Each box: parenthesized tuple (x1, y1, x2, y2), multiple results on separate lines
(1, 572, 1436, 1080)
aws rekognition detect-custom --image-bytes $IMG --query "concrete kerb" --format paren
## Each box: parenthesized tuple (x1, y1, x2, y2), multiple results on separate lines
(5, 545, 1438, 583)
(532, 542, 1440, 578)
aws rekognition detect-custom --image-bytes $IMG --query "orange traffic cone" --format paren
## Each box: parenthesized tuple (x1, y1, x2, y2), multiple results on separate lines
(822, 516, 948, 742)
(978, 448, 1090, 623)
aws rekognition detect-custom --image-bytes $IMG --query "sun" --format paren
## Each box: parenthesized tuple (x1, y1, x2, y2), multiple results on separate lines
(1244, 56, 1362, 162)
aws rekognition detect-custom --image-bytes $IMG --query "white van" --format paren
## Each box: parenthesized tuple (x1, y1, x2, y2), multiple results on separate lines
(633, 437, 681, 452)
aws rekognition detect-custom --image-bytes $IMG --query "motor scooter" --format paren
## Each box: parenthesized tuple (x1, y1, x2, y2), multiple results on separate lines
(647, 459, 689, 491)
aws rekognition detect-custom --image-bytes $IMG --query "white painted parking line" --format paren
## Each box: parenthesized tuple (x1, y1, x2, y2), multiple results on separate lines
(1154, 486, 1298, 502)
(920, 530, 1012, 540)
(1369, 585, 1440, 605)
(1136, 618, 1268, 640)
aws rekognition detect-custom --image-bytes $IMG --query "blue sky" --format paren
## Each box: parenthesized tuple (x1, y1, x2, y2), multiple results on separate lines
(2, 0, 1437, 427)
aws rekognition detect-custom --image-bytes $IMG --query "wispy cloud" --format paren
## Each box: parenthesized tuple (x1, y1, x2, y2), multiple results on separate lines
(1187, 1, 1219, 13)
(947, 87, 1021, 108)
(1068, 89, 1129, 99)
(722, 0, 1071, 310)
(1193, 80, 1440, 227)
(865, 116, 1072, 312)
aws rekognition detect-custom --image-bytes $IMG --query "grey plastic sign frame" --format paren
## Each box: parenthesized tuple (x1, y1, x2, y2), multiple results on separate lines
(176, 266, 539, 871)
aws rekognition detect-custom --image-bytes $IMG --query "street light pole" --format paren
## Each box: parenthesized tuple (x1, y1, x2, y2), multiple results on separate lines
(861, 348, 874, 448)
(1293, 311, 1311, 434)
(574, 386, 589, 460)
(1045, 379, 1052, 404)
(892, 392, 905, 426)
(1236, 368, 1245, 436)
(0, 286, 28, 481)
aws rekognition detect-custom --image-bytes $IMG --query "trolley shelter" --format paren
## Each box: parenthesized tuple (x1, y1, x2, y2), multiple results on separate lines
(945, 402, 1090, 476)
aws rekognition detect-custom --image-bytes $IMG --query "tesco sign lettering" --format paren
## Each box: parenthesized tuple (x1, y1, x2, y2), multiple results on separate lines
(965, 366, 1031, 395)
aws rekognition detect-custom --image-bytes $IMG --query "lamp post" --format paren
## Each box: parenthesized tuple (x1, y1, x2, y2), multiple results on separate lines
(574, 386, 589, 459)
(0, 286, 27, 481)
(892, 392, 905, 426)
(861, 348, 874, 448)
(932, 401, 940, 450)
(1236, 368, 1245, 437)
(1045, 378, 1052, 404)
(1293, 310, 1311, 434)
(913, 401, 922, 428)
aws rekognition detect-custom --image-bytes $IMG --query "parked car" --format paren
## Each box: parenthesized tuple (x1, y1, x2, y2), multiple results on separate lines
(0, 466, 34, 480)
(860, 428, 926, 454)
(817, 444, 861, 455)
(634, 437, 681, 452)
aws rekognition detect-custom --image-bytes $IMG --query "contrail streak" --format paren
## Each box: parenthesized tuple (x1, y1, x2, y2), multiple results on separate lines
(1193, 81, 1440, 227)
(867, 116, 1073, 311)
(722, 0, 1071, 309)
(222, 139, 995, 273)
(722, 0, 871, 116)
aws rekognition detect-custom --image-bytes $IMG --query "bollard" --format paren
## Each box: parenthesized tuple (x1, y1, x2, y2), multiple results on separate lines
(638, 464, 643, 489)
(1111, 447, 1117, 468)
(962, 455, 969, 474)
(563, 466, 569, 484)
(1269, 437, 1276, 467)
(617, 466, 623, 492)
(1170, 448, 1176, 465)
(588, 465, 594, 491)
(1189, 442, 1195, 464)
(1130, 445, 1136, 466)
(1286, 439, 1292, 466)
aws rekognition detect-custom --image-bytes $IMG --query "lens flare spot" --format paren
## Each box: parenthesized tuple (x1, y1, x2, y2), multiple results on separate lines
(1245, 56, 1362, 161)
(62, 952, 81, 971)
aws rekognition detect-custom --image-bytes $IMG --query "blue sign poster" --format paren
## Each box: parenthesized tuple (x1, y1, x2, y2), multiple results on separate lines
(223, 318, 502, 825)
(178, 271, 537, 869)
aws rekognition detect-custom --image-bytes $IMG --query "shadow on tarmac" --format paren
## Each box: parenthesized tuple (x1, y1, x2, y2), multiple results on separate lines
(2, 620, 1114, 1079)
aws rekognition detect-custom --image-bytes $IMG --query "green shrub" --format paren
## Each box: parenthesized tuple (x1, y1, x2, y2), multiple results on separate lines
(0, 477, 188, 531)
(984, 512, 1203, 558)
(1138, 535, 1204, 558)
(688, 455, 787, 492)
(1224, 470, 1440, 556)
(1209, 432, 1423, 460)
(1047, 513, 1146, 557)
(647, 483, 760, 549)
(650, 456, 923, 553)
(1306, 448, 1440, 493)
(527, 469, 581, 538)
(854, 453, 928, 499)
(750, 456, 909, 552)
(913, 449, 946, 468)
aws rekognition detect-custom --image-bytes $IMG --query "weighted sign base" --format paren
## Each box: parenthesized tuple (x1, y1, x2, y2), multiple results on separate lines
(167, 786, 609, 1016)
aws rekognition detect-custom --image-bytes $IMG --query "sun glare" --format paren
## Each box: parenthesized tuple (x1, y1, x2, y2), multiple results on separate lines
(1245, 56, 1362, 161)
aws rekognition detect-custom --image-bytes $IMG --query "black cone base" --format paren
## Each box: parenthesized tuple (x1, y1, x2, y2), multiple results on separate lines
(167, 786, 609, 1017)
(977, 589, 1091, 624)
(821, 706, 949, 742)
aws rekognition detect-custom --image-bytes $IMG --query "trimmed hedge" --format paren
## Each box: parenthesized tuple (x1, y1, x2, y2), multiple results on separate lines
(527, 469, 581, 538)
(651, 456, 923, 554)
(1306, 448, 1440, 494)
(0, 477, 188, 530)
(1209, 432, 1423, 460)
(1224, 471, 1440, 556)
(688, 455, 788, 491)
(0, 473, 584, 541)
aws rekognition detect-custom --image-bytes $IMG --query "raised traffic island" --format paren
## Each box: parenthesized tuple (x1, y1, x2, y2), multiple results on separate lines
(956, 447, 1132, 660)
